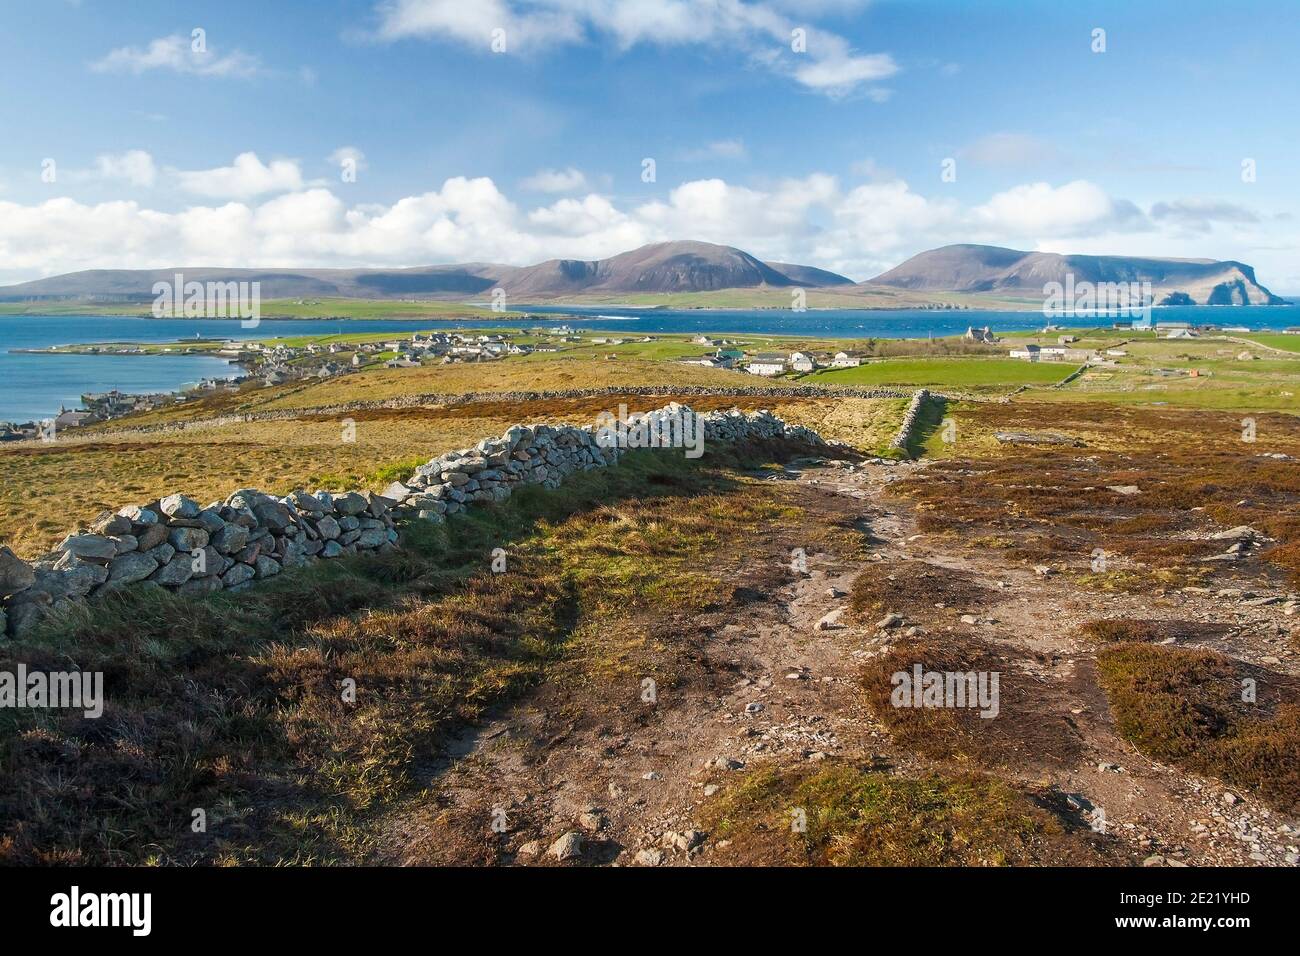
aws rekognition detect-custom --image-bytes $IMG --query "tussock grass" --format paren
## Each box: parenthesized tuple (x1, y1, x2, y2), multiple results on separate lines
(704, 762, 1116, 866)
(848, 562, 993, 622)
(859, 634, 1081, 769)
(1096, 643, 1300, 811)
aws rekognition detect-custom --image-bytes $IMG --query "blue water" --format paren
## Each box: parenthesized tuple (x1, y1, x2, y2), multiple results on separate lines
(510, 303, 1300, 337)
(1, 305, 1295, 423)
(0, 315, 525, 424)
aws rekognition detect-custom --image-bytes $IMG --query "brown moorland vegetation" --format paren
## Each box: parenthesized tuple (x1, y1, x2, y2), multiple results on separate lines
(1095, 643, 1300, 813)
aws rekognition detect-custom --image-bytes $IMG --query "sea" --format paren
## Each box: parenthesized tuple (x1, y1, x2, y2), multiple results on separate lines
(0, 305, 1294, 424)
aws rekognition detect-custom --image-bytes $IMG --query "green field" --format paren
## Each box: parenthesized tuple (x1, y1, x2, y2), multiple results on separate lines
(806, 357, 1075, 388)
(1237, 332, 1300, 353)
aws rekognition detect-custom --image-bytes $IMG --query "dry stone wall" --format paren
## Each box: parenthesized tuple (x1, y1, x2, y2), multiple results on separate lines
(888, 389, 935, 454)
(0, 403, 826, 638)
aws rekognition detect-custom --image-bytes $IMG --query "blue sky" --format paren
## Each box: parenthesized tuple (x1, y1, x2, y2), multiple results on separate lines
(1, 0, 1297, 289)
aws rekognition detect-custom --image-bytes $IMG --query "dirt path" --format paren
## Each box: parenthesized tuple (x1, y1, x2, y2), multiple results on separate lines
(374, 458, 1300, 867)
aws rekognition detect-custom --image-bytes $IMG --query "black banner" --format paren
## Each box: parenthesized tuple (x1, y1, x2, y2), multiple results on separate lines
(0, 865, 1282, 941)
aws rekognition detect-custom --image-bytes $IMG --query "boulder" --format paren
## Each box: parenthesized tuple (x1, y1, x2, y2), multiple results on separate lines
(196, 509, 227, 534)
(210, 523, 249, 554)
(58, 533, 118, 562)
(106, 534, 139, 554)
(221, 563, 255, 588)
(381, 482, 413, 504)
(150, 554, 195, 587)
(145, 543, 176, 566)
(192, 546, 222, 578)
(548, 831, 584, 862)
(90, 511, 134, 536)
(314, 515, 341, 540)
(234, 543, 261, 565)
(252, 500, 294, 531)
(291, 490, 326, 514)
(254, 555, 281, 579)
(107, 551, 159, 586)
(119, 505, 159, 527)
(168, 526, 210, 552)
(333, 492, 368, 516)
(135, 522, 169, 551)
(40, 563, 107, 601)
(0, 546, 36, 596)
(159, 493, 200, 519)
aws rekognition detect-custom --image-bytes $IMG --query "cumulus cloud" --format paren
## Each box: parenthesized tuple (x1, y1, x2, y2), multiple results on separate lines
(0, 172, 1280, 285)
(374, 0, 897, 97)
(520, 167, 588, 192)
(173, 153, 306, 199)
(971, 180, 1147, 238)
(90, 34, 261, 78)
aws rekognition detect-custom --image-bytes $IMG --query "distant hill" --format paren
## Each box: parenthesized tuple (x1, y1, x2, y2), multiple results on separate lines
(765, 262, 857, 287)
(0, 241, 853, 303)
(2, 240, 1282, 307)
(869, 244, 1285, 305)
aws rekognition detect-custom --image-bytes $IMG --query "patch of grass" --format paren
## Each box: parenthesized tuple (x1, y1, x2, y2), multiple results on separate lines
(808, 358, 1072, 389)
(1096, 643, 1300, 812)
(1080, 619, 1168, 643)
(857, 632, 1081, 775)
(368, 457, 427, 487)
(848, 562, 993, 623)
(859, 635, 1081, 769)
(704, 762, 1117, 866)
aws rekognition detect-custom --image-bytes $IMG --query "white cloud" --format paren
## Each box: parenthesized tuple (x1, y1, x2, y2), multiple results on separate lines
(376, 0, 581, 48)
(0, 173, 1289, 287)
(520, 167, 588, 192)
(972, 180, 1147, 238)
(173, 152, 306, 199)
(374, 0, 897, 97)
(785, 30, 896, 98)
(91, 34, 261, 78)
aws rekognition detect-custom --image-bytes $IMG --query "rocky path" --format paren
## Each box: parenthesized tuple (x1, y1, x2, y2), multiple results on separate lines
(375, 459, 1300, 867)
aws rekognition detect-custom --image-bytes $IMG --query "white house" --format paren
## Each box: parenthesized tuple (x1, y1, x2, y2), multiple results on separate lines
(789, 351, 816, 373)
(746, 353, 787, 376)
(830, 351, 862, 368)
